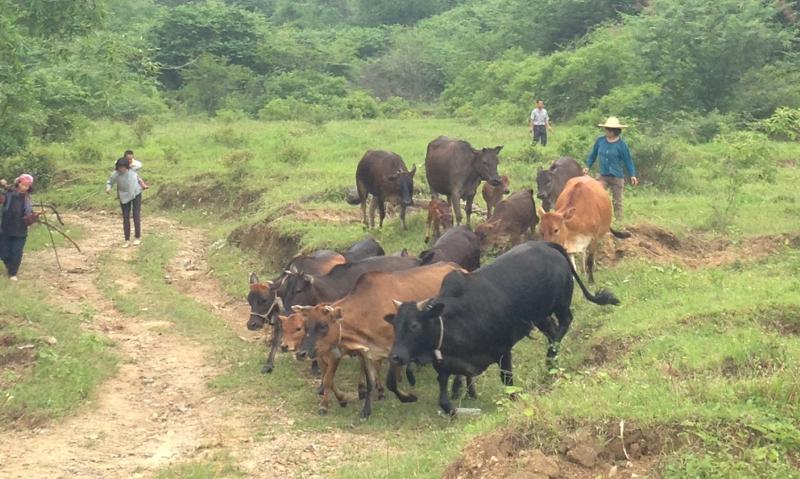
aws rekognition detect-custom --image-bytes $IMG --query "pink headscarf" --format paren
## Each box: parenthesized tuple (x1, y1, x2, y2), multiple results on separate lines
(16, 174, 34, 186)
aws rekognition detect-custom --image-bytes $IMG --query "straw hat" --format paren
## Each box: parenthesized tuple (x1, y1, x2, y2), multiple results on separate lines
(597, 117, 628, 129)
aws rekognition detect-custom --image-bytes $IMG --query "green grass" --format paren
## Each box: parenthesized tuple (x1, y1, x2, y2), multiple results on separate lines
(154, 453, 245, 479)
(18, 116, 800, 476)
(0, 279, 116, 425)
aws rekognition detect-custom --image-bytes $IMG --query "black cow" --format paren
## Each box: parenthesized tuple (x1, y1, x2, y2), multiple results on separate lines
(425, 136, 503, 226)
(386, 241, 619, 415)
(247, 250, 345, 374)
(342, 237, 385, 262)
(346, 150, 416, 229)
(419, 226, 480, 272)
(536, 156, 584, 211)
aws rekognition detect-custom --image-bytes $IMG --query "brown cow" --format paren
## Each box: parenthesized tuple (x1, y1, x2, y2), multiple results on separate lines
(425, 136, 503, 226)
(481, 175, 510, 219)
(536, 157, 584, 211)
(294, 262, 464, 418)
(538, 176, 626, 283)
(475, 189, 538, 251)
(424, 197, 453, 243)
(346, 150, 416, 229)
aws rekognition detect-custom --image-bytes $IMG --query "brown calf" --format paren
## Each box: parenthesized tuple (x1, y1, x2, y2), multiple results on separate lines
(475, 189, 538, 251)
(481, 174, 510, 219)
(294, 262, 463, 418)
(424, 197, 453, 243)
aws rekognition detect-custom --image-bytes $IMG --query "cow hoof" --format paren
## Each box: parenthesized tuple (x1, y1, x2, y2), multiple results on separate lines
(339, 399, 348, 408)
(316, 385, 324, 396)
(318, 407, 328, 416)
(399, 394, 417, 403)
(359, 409, 371, 419)
(261, 364, 274, 374)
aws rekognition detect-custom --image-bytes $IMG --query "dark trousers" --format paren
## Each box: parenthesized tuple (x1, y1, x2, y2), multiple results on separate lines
(0, 235, 27, 277)
(120, 194, 142, 241)
(533, 125, 547, 146)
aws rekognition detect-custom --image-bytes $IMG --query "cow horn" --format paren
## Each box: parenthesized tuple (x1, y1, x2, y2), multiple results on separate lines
(416, 298, 430, 311)
(283, 270, 292, 275)
(291, 305, 302, 312)
(392, 299, 403, 309)
(265, 280, 273, 287)
(290, 265, 298, 274)
(324, 305, 335, 312)
(303, 274, 315, 285)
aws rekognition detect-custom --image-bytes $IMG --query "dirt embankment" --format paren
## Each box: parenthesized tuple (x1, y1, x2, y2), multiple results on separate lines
(599, 223, 800, 268)
(445, 423, 677, 479)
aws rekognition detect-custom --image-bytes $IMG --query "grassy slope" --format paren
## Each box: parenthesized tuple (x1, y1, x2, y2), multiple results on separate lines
(21, 117, 800, 477)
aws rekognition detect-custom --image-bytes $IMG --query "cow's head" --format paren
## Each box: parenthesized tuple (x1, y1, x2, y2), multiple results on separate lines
(474, 221, 510, 251)
(386, 298, 445, 366)
(474, 146, 503, 186)
(387, 164, 416, 206)
(280, 266, 317, 314)
(537, 206, 575, 245)
(295, 304, 341, 360)
(497, 175, 511, 195)
(278, 312, 306, 352)
(247, 273, 277, 331)
(536, 167, 556, 211)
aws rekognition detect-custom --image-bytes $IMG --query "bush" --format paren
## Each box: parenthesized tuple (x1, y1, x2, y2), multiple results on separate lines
(132, 116, 156, 144)
(760, 107, 800, 142)
(510, 144, 546, 165)
(216, 109, 250, 124)
(557, 128, 594, 159)
(667, 111, 737, 145)
(212, 126, 247, 148)
(258, 98, 330, 123)
(627, 136, 685, 191)
(0, 149, 56, 190)
(223, 149, 255, 179)
(72, 142, 103, 165)
(379, 96, 411, 117)
(162, 145, 180, 165)
(275, 140, 309, 166)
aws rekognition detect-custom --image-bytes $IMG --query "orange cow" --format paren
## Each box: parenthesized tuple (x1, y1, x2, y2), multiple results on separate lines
(538, 176, 624, 283)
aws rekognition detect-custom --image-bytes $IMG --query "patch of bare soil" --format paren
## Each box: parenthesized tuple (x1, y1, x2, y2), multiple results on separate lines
(444, 423, 675, 479)
(0, 211, 380, 479)
(228, 220, 299, 272)
(583, 337, 636, 367)
(599, 223, 800, 268)
(157, 176, 263, 216)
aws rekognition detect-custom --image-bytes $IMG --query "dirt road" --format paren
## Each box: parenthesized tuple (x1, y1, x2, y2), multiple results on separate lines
(0, 211, 374, 479)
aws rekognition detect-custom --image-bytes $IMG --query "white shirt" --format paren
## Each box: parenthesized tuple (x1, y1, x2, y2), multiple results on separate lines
(530, 108, 549, 125)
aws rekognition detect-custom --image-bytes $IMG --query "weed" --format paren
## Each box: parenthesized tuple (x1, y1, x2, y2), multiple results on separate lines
(223, 149, 255, 179)
(132, 115, 156, 144)
(276, 139, 309, 166)
(212, 126, 247, 148)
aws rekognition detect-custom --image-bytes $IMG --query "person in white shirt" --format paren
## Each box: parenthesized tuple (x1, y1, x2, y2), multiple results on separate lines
(529, 99, 553, 146)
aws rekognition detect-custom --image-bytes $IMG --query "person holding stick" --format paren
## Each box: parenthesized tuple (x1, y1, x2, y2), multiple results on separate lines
(0, 174, 39, 281)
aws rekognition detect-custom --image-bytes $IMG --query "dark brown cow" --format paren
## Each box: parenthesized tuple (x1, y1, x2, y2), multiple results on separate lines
(294, 262, 464, 417)
(342, 237, 385, 262)
(536, 157, 584, 211)
(346, 150, 416, 229)
(425, 136, 503, 226)
(475, 189, 538, 251)
(419, 225, 480, 272)
(424, 197, 453, 243)
(247, 250, 345, 374)
(482, 175, 510, 219)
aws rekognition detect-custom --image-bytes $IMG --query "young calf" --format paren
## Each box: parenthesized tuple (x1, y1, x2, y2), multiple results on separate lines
(294, 262, 463, 418)
(481, 174, 510, 219)
(475, 189, 538, 252)
(424, 197, 453, 243)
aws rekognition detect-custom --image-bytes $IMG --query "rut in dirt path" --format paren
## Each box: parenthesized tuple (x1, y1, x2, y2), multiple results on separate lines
(0, 211, 381, 479)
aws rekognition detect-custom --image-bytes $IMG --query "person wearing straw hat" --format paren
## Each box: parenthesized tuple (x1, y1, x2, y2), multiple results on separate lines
(583, 117, 638, 221)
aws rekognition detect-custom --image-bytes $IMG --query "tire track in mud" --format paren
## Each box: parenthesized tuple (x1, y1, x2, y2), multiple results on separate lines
(0, 211, 379, 479)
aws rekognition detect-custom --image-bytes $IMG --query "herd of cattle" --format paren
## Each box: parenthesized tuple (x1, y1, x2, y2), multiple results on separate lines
(246, 136, 627, 417)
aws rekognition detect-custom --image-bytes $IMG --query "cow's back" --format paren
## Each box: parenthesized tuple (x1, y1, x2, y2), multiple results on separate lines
(420, 226, 480, 271)
(556, 176, 612, 238)
(316, 255, 420, 301)
(425, 136, 473, 195)
(343, 237, 385, 262)
(491, 189, 538, 228)
(291, 250, 346, 275)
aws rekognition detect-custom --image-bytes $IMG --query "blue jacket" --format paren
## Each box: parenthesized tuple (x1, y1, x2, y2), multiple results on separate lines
(1, 191, 33, 237)
(586, 136, 636, 178)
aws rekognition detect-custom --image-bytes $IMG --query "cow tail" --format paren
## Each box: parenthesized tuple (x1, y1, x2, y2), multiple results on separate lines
(610, 227, 631, 239)
(545, 242, 620, 306)
(345, 188, 362, 205)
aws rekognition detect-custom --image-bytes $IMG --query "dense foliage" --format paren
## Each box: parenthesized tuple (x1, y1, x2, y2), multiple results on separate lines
(1, 0, 799, 164)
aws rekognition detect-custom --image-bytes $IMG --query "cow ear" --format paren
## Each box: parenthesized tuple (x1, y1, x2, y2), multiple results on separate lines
(494, 145, 503, 153)
(249, 272, 259, 284)
(392, 299, 403, 309)
(409, 164, 417, 176)
(383, 314, 395, 324)
(537, 206, 546, 218)
(419, 250, 434, 265)
(563, 206, 577, 221)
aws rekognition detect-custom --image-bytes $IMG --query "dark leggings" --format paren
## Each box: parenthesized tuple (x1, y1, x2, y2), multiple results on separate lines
(120, 194, 142, 241)
(0, 235, 27, 276)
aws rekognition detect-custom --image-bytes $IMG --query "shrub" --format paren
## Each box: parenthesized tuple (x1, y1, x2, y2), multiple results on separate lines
(132, 115, 156, 144)
(510, 144, 546, 165)
(223, 149, 255, 179)
(276, 140, 309, 166)
(379, 96, 411, 117)
(162, 145, 180, 165)
(760, 107, 800, 142)
(627, 136, 685, 191)
(0, 149, 56, 190)
(72, 142, 104, 165)
(215, 108, 250, 124)
(212, 126, 247, 147)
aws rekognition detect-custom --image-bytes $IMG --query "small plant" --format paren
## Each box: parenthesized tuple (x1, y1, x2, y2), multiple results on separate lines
(132, 115, 156, 144)
(276, 139, 309, 166)
(72, 142, 103, 164)
(629, 136, 685, 191)
(212, 126, 246, 148)
(162, 145, 180, 165)
(760, 107, 800, 141)
(223, 149, 255, 179)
